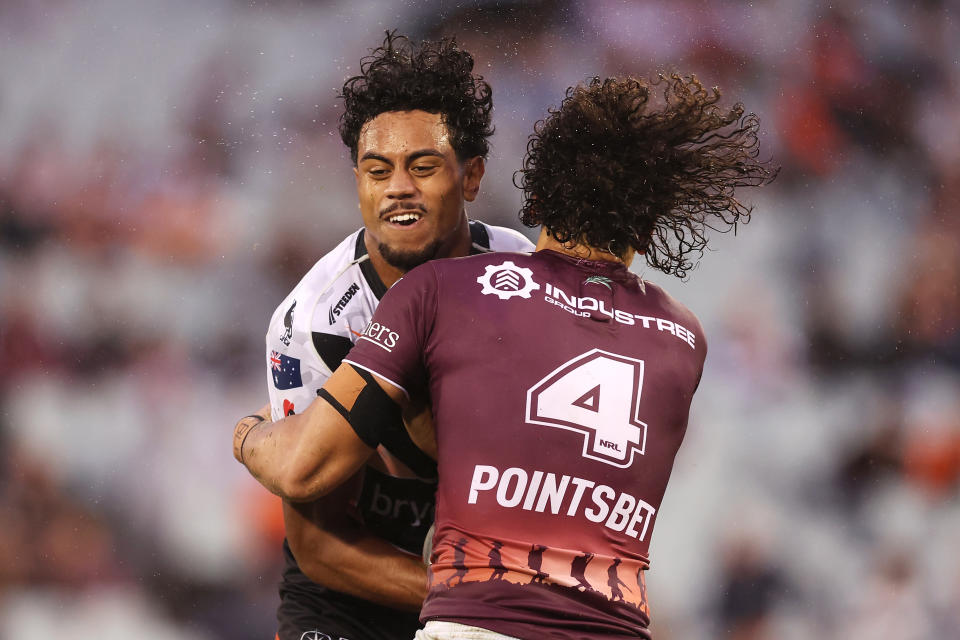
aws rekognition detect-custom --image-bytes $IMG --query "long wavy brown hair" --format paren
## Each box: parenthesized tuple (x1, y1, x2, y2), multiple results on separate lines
(516, 75, 777, 278)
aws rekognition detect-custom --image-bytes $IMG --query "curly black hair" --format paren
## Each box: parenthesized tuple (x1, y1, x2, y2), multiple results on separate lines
(516, 75, 777, 278)
(339, 31, 494, 164)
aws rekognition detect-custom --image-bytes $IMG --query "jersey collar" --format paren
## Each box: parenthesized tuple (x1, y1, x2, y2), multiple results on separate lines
(355, 230, 390, 300)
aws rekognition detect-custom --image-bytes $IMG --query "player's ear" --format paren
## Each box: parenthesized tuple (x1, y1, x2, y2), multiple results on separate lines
(461, 156, 484, 202)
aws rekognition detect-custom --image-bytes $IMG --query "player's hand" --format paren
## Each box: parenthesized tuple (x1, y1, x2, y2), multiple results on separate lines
(233, 403, 272, 464)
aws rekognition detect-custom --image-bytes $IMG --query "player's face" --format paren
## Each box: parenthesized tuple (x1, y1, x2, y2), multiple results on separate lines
(354, 110, 484, 273)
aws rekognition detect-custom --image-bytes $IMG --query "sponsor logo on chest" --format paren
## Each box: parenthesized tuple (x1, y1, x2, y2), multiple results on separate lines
(477, 261, 540, 300)
(358, 468, 435, 555)
(467, 463, 656, 543)
(543, 282, 696, 349)
(365, 481, 434, 528)
(328, 282, 361, 325)
(474, 262, 696, 349)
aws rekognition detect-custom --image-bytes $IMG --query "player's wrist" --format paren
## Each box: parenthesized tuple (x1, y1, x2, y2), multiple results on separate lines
(233, 414, 266, 464)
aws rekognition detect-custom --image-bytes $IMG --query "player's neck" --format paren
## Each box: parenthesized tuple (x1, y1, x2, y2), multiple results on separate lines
(535, 228, 635, 267)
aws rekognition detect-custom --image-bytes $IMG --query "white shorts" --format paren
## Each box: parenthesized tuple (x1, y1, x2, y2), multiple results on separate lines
(414, 621, 522, 640)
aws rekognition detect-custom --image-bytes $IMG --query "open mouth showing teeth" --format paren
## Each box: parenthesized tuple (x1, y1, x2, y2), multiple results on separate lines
(387, 212, 423, 226)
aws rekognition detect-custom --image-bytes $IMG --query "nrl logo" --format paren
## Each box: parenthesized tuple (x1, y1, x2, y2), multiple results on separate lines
(477, 261, 540, 300)
(583, 275, 613, 290)
(299, 632, 346, 640)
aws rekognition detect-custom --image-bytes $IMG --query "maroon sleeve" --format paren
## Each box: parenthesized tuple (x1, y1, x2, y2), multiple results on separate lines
(342, 263, 438, 397)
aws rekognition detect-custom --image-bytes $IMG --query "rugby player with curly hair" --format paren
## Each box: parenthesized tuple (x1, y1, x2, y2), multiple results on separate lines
(237, 74, 775, 639)
(236, 32, 532, 640)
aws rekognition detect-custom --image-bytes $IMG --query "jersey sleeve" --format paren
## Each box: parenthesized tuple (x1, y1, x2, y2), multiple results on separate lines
(264, 233, 365, 422)
(343, 263, 438, 397)
(265, 297, 318, 422)
(265, 303, 341, 422)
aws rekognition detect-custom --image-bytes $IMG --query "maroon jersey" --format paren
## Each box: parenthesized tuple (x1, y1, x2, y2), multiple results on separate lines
(345, 249, 707, 640)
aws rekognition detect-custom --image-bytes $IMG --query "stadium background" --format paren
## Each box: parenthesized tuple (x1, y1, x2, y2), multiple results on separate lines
(1, 0, 958, 638)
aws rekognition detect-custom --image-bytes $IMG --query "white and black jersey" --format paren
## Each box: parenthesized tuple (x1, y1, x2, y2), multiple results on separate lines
(264, 221, 534, 640)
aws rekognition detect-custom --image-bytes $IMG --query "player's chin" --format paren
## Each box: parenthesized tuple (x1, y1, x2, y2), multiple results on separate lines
(378, 236, 443, 272)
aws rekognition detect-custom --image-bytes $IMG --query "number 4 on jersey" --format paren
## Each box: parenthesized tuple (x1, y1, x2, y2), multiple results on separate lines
(526, 349, 647, 468)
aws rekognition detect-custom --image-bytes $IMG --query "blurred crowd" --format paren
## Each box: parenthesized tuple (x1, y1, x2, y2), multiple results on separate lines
(1, 0, 958, 638)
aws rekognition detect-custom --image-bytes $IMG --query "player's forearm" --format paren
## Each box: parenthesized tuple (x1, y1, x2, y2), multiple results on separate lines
(233, 400, 372, 502)
(306, 536, 427, 611)
(233, 410, 325, 501)
(287, 504, 428, 610)
(234, 409, 294, 495)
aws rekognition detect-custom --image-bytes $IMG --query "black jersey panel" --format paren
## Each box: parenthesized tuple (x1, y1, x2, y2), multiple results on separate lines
(312, 332, 354, 372)
(468, 219, 490, 249)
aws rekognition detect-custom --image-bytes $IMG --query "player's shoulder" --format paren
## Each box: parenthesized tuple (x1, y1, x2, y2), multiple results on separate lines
(266, 228, 374, 397)
(468, 220, 535, 253)
(268, 229, 365, 326)
(637, 278, 704, 332)
(281, 230, 362, 302)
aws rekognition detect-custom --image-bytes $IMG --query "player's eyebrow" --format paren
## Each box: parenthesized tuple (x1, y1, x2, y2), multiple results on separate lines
(406, 149, 444, 162)
(358, 149, 445, 165)
(358, 152, 393, 165)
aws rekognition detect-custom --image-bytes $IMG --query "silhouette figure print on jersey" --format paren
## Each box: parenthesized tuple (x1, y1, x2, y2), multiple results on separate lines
(488, 541, 507, 580)
(607, 558, 631, 602)
(446, 538, 469, 587)
(570, 552, 594, 592)
(636, 566, 648, 611)
(528, 544, 549, 584)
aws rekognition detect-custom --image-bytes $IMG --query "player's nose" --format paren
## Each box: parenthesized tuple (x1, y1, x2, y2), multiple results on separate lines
(384, 168, 417, 199)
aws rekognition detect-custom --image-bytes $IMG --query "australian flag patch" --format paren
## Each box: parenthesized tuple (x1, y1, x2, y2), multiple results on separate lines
(270, 350, 303, 390)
